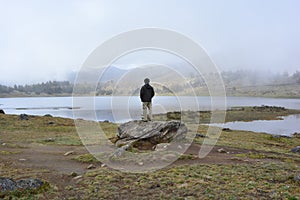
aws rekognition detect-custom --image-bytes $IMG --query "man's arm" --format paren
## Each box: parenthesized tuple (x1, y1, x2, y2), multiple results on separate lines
(151, 87, 155, 98)
(140, 87, 144, 101)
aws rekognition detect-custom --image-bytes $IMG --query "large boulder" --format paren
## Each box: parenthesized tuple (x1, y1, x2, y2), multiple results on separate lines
(116, 120, 187, 150)
(0, 109, 5, 114)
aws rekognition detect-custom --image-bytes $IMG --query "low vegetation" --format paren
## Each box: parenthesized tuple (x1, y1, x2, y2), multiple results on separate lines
(0, 106, 300, 199)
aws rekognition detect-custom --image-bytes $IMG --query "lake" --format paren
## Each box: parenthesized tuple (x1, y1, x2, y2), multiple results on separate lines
(1, 96, 300, 135)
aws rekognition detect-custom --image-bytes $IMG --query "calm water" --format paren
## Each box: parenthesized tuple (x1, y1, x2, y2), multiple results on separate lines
(211, 114, 300, 136)
(1, 96, 300, 135)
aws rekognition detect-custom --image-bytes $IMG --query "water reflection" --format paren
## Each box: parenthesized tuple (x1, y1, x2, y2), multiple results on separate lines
(211, 114, 300, 136)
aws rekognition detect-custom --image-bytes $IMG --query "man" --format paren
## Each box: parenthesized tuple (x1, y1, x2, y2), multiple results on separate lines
(140, 78, 155, 121)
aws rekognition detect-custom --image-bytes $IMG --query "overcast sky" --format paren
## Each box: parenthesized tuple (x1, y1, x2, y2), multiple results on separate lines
(0, 0, 300, 85)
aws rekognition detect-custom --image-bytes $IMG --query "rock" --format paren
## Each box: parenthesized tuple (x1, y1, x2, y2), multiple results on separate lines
(291, 146, 300, 153)
(294, 174, 300, 182)
(15, 179, 43, 190)
(43, 138, 55, 142)
(44, 114, 52, 117)
(116, 120, 187, 150)
(70, 172, 78, 177)
(0, 109, 5, 114)
(101, 164, 106, 168)
(217, 148, 228, 153)
(48, 121, 55, 125)
(64, 151, 74, 156)
(87, 164, 95, 169)
(0, 177, 17, 191)
(111, 144, 131, 158)
(195, 133, 208, 138)
(138, 162, 144, 166)
(222, 128, 231, 132)
(0, 177, 44, 192)
(154, 143, 171, 151)
(19, 114, 29, 120)
(19, 158, 27, 161)
(73, 175, 82, 180)
(272, 135, 291, 139)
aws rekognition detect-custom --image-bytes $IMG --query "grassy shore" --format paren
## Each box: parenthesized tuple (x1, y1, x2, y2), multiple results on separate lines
(0, 106, 300, 199)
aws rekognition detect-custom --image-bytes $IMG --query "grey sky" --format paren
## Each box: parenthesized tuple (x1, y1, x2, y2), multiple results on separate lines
(0, 0, 299, 85)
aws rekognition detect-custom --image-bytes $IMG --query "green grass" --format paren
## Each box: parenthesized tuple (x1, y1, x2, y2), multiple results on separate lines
(71, 163, 300, 199)
(1, 107, 300, 199)
(73, 153, 98, 163)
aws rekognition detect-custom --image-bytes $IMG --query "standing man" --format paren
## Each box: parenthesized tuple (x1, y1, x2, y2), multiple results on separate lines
(140, 78, 155, 121)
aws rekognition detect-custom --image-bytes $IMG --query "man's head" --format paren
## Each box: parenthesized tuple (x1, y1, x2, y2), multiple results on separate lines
(144, 78, 150, 84)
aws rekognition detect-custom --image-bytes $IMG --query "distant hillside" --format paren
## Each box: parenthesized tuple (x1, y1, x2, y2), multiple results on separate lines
(1, 69, 300, 98)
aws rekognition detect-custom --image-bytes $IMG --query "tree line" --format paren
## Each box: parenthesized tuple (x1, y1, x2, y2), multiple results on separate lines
(0, 81, 73, 95)
(0, 70, 299, 96)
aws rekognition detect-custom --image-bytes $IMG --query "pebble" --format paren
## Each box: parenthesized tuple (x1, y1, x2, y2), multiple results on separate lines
(64, 151, 74, 156)
(294, 174, 300, 182)
(138, 162, 144, 166)
(291, 146, 300, 153)
(70, 172, 78, 177)
(87, 164, 95, 169)
(217, 148, 228, 153)
(101, 164, 106, 168)
(73, 175, 83, 180)
(195, 133, 208, 138)
(44, 138, 55, 142)
(19, 158, 27, 161)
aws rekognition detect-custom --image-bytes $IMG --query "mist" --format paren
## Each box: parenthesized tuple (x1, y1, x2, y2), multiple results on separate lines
(0, 0, 300, 85)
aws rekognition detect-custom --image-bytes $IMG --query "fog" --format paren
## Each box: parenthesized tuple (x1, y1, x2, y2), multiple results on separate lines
(0, 0, 299, 85)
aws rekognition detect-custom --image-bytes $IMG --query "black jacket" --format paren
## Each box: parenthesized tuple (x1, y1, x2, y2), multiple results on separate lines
(140, 84, 155, 102)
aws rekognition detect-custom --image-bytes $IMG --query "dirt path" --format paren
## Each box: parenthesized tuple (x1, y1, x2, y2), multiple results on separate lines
(0, 142, 274, 198)
(0, 142, 256, 176)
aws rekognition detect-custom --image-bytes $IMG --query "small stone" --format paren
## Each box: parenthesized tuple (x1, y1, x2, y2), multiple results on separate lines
(64, 151, 74, 156)
(19, 158, 27, 161)
(19, 114, 29, 120)
(73, 175, 82, 180)
(2, 143, 6, 146)
(138, 162, 144, 166)
(291, 146, 300, 153)
(101, 164, 106, 168)
(294, 174, 300, 182)
(222, 128, 231, 132)
(87, 164, 95, 169)
(217, 148, 228, 153)
(177, 145, 182, 149)
(195, 133, 208, 138)
(70, 172, 78, 177)
(44, 138, 55, 142)
(272, 134, 291, 139)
